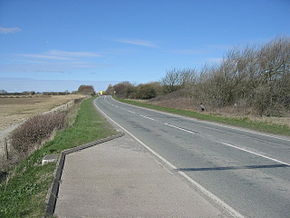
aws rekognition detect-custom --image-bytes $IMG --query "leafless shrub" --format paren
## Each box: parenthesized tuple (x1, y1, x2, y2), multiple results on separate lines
(74, 97, 84, 104)
(161, 69, 182, 93)
(160, 68, 197, 94)
(10, 112, 66, 154)
(191, 37, 290, 116)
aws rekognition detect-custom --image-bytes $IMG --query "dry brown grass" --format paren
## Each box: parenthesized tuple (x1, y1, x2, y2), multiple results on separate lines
(0, 94, 84, 130)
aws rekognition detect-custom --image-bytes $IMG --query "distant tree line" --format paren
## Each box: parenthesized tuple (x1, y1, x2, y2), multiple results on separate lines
(0, 85, 96, 96)
(106, 37, 290, 116)
(106, 82, 163, 99)
(0, 91, 70, 95)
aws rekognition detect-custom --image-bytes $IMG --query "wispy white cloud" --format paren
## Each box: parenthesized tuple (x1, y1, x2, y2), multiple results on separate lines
(0, 61, 109, 74)
(47, 50, 102, 57)
(20, 54, 73, 60)
(115, 39, 158, 48)
(0, 26, 22, 34)
(18, 50, 102, 61)
(0, 50, 106, 74)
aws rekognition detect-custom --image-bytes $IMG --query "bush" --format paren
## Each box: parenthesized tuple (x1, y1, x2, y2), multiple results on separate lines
(78, 85, 95, 95)
(11, 112, 67, 154)
(107, 82, 162, 99)
(133, 83, 159, 99)
(110, 82, 135, 98)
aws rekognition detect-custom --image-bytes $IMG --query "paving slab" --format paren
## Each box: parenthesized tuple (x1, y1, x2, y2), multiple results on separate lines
(54, 134, 226, 217)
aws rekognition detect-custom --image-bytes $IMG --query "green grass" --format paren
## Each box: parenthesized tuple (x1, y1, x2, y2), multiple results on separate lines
(0, 98, 116, 218)
(116, 97, 290, 137)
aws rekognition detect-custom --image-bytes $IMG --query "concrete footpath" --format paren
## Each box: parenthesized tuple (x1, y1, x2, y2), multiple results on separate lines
(54, 134, 227, 217)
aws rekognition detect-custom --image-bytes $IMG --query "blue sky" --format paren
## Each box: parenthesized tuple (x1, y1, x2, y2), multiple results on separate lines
(0, 0, 289, 92)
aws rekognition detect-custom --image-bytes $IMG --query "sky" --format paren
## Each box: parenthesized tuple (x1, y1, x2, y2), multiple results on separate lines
(0, 0, 290, 92)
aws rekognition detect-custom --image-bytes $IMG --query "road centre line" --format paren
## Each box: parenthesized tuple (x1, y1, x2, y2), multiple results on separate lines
(164, 118, 290, 166)
(94, 101, 244, 218)
(127, 110, 136, 114)
(105, 98, 290, 166)
(107, 99, 197, 130)
(139, 114, 155, 121)
(221, 142, 290, 167)
(112, 100, 218, 134)
(164, 122, 197, 135)
(110, 96, 290, 143)
(107, 101, 155, 120)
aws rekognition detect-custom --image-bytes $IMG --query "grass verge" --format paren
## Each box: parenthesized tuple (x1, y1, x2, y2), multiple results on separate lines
(0, 98, 116, 217)
(116, 97, 290, 137)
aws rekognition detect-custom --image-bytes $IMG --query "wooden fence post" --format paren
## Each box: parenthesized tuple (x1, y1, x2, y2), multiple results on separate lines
(4, 137, 8, 160)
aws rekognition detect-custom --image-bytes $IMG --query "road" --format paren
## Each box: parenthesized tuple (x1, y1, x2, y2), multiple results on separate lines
(55, 134, 226, 217)
(95, 96, 290, 218)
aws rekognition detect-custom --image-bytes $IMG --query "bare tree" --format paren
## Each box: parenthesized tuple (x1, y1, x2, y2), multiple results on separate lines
(161, 69, 182, 93)
(106, 37, 290, 116)
(180, 69, 196, 88)
(190, 37, 290, 115)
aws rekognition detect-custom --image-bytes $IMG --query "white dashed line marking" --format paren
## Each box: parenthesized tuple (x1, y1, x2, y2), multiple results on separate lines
(139, 114, 155, 121)
(164, 123, 197, 135)
(221, 142, 290, 166)
(127, 110, 136, 114)
(102, 97, 289, 167)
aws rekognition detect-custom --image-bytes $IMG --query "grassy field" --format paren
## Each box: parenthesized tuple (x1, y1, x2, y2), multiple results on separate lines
(116, 97, 290, 137)
(0, 94, 84, 130)
(0, 98, 116, 217)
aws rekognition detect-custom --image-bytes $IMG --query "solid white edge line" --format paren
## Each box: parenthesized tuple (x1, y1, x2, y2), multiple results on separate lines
(222, 142, 290, 167)
(94, 98, 244, 218)
(110, 96, 290, 143)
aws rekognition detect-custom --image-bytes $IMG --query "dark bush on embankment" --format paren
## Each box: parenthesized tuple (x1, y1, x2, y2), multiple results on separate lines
(11, 112, 66, 154)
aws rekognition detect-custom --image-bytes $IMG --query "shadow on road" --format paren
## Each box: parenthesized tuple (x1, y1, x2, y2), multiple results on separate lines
(177, 164, 288, 172)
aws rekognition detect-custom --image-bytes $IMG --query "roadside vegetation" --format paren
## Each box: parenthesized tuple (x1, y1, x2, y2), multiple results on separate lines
(107, 37, 290, 117)
(107, 37, 290, 136)
(116, 97, 290, 136)
(0, 98, 115, 217)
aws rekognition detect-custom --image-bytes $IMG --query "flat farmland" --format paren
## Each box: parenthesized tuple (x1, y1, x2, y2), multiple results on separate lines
(0, 95, 84, 130)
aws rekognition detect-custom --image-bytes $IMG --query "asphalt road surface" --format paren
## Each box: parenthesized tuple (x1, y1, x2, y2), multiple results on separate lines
(95, 96, 290, 218)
